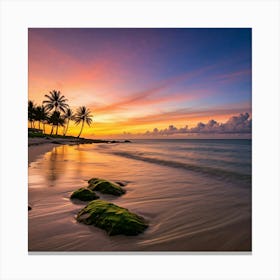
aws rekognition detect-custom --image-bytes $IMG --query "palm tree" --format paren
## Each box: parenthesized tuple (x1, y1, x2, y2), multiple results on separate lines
(28, 100, 36, 128)
(33, 105, 49, 132)
(48, 111, 65, 135)
(47, 116, 55, 135)
(74, 106, 93, 138)
(63, 108, 74, 136)
(39, 105, 49, 134)
(34, 106, 43, 130)
(43, 90, 69, 113)
(56, 114, 65, 135)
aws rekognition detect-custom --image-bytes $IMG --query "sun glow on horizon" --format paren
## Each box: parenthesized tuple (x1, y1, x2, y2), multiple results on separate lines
(29, 28, 251, 139)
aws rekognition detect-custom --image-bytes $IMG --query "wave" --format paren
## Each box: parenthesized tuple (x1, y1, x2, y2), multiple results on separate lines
(109, 151, 251, 184)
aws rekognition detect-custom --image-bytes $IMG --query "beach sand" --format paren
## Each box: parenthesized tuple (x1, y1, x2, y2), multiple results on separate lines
(28, 139, 251, 252)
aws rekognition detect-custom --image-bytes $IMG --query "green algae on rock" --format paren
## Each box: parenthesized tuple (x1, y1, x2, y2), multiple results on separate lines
(77, 200, 148, 236)
(70, 187, 99, 201)
(88, 177, 102, 185)
(88, 178, 126, 196)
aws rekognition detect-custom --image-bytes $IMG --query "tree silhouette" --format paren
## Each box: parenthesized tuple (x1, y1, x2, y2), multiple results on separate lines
(43, 90, 69, 113)
(48, 111, 65, 135)
(39, 105, 49, 134)
(74, 106, 93, 138)
(43, 90, 68, 134)
(28, 100, 36, 128)
(63, 108, 74, 136)
(34, 106, 43, 130)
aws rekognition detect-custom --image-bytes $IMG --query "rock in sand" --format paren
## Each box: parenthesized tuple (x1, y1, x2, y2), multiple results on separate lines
(77, 200, 148, 236)
(88, 178, 126, 196)
(70, 187, 99, 201)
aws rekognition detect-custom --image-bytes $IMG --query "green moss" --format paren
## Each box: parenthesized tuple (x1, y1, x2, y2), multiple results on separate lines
(88, 178, 126, 196)
(77, 200, 148, 236)
(70, 187, 99, 201)
(88, 177, 102, 185)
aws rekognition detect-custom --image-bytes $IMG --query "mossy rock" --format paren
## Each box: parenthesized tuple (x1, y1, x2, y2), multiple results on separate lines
(77, 200, 148, 236)
(88, 178, 126, 196)
(70, 187, 99, 201)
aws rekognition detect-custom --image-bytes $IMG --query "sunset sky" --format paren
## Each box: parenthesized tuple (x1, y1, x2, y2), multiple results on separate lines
(28, 28, 251, 138)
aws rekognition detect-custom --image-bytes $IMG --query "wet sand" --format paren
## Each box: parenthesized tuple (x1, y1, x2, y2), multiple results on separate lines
(28, 137, 105, 164)
(29, 143, 59, 164)
(28, 142, 251, 252)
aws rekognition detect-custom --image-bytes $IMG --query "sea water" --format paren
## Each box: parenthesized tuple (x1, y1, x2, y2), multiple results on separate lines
(28, 139, 251, 251)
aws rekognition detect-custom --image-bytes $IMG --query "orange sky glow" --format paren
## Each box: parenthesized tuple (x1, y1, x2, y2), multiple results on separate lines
(28, 28, 252, 139)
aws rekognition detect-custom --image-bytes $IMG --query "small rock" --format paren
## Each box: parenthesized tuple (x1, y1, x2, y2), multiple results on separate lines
(88, 178, 126, 196)
(70, 187, 99, 201)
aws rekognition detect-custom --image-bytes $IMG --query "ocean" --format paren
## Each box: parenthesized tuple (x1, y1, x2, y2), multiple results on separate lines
(28, 139, 251, 251)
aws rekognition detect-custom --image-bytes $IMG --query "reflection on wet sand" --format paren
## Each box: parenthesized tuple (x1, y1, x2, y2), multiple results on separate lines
(44, 146, 68, 186)
(74, 146, 87, 178)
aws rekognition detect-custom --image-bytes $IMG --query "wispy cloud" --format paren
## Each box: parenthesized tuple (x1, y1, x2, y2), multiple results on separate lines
(212, 69, 251, 85)
(92, 64, 219, 114)
(117, 102, 251, 126)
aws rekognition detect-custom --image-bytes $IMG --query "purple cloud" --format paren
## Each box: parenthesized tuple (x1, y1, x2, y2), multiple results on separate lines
(142, 113, 251, 136)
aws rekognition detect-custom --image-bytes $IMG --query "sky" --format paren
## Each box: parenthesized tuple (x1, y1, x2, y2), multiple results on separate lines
(28, 28, 252, 139)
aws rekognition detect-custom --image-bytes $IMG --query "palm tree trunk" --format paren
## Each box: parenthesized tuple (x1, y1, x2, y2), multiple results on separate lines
(43, 123, 45, 134)
(77, 121, 85, 138)
(63, 120, 69, 136)
(50, 125, 54, 135)
(38, 121, 41, 130)
(55, 125, 58, 135)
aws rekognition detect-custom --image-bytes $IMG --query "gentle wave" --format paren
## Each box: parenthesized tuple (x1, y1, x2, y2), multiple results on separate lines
(109, 151, 251, 183)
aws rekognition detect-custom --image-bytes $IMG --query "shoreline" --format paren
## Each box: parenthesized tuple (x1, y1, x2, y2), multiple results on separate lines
(28, 137, 102, 165)
(29, 136, 111, 147)
(28, 143, 60, 165)
(28, 136, 130, 165)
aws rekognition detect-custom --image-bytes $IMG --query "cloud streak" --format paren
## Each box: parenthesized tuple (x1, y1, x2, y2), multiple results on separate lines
(117, 102, 251, 126)
(93, 64, 221, 114)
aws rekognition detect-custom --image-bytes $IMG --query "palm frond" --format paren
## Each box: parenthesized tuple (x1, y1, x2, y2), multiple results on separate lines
(42, 89, 69, 114)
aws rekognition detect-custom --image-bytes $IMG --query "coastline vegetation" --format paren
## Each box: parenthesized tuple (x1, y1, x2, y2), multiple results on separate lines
(28, 89, 93, 138)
